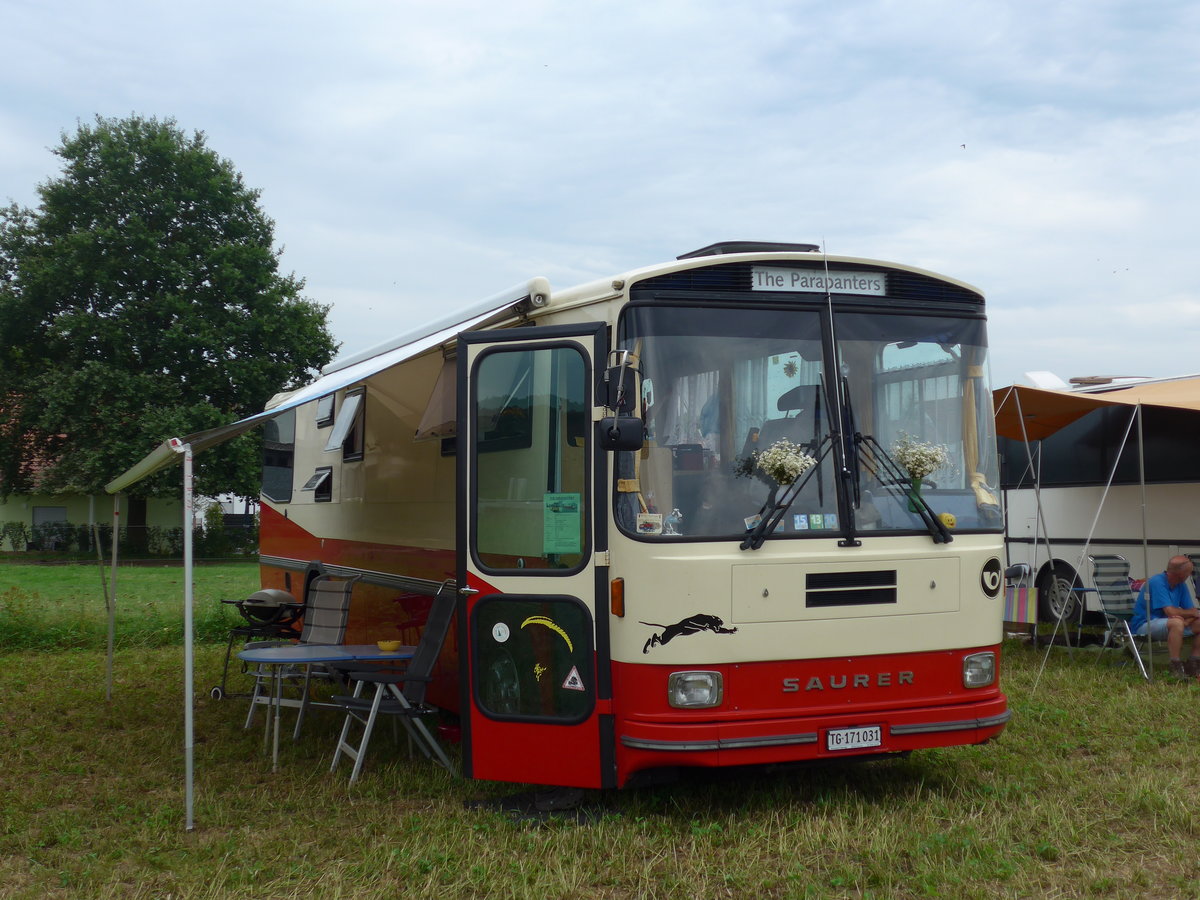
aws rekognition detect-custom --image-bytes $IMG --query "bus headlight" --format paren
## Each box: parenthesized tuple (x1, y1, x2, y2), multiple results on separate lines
(962, 652, 996, 688)
(668, 671, 723, 708)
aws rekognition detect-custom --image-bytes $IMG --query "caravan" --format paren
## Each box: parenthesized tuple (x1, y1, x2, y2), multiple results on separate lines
(996, 374, 1200, 625)
(250, 242, 1010, 788)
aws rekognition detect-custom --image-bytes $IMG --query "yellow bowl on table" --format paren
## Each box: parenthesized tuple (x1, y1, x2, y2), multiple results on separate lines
(376, 640, 402, 652)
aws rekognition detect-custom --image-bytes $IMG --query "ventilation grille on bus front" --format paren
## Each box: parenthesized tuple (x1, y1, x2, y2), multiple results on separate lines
(805, 571, 898, 607)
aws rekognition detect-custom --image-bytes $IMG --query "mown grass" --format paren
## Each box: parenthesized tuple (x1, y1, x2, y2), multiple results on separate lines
(0, 562, 255, 650)
(2, 564, 1199, 898)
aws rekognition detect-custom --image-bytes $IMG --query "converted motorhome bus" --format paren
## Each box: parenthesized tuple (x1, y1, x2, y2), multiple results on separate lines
(257, 241, 1009, 788)
(997, 374, 1200, 624)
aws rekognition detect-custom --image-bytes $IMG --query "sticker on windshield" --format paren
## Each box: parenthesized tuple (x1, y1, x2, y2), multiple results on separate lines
(794, 514, 809, 530)
(637, 513, 663, 535)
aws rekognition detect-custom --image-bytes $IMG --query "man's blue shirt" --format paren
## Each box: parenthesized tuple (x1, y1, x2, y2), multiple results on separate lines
(1130, 571, 1195, 633)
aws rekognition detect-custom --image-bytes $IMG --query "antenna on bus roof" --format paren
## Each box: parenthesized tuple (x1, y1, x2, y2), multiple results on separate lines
(676, 241, 820, 259)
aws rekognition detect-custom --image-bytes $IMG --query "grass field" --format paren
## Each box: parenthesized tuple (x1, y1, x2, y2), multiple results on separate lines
(1, 564, 1198, 898)
(0, 561, 255, 650)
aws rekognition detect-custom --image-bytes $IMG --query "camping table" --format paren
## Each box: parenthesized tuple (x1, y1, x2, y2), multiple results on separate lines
(237, 643, 415, 771)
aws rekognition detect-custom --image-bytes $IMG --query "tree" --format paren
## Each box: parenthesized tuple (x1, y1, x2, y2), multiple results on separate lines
(0, 115, 338, 541)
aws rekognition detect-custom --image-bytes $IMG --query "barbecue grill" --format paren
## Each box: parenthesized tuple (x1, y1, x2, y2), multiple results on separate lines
(211, 589, 303, 700)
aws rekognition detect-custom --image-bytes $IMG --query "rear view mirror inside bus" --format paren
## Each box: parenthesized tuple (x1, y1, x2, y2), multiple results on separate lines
(599, 416, 644, 451)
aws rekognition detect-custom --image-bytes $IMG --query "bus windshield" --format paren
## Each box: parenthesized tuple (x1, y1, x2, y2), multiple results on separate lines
(615, 303, 1002, 540)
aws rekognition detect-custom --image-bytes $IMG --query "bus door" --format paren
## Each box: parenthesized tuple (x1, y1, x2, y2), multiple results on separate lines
(457, 322, 613, 788)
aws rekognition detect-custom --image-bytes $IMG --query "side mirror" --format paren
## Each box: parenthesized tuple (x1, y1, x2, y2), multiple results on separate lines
(602, 364, 637, 413)
(599, 416, 644, 451)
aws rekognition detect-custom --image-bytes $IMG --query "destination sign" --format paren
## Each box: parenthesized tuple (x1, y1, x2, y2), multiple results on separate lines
(751, 266, 887, 296)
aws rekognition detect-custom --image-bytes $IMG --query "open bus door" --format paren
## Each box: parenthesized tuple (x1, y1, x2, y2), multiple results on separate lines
(457, 322, 614, 788)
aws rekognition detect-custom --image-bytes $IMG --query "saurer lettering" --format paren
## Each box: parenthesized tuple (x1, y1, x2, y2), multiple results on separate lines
(782, 671, 915, 692)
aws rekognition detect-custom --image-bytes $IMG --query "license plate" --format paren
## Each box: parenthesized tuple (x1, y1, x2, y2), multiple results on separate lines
(826, 725, 882, 751)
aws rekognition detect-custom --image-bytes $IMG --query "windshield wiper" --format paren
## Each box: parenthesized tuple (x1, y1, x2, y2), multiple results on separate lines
(854, 434, 952, 544)
(740, 436, 833, 551)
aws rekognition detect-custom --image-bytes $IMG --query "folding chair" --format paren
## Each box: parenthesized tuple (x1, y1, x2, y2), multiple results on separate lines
(330, 582, 457, 783)
(244, 573, 361, 738)
(1088, 554, 1149, 680)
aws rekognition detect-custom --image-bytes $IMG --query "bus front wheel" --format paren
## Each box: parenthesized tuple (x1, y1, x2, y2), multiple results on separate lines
(1037, 564, 1082, 625)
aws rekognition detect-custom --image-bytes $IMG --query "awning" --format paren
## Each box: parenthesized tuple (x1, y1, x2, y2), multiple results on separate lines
(413, 358, 456, 442)
(105, 277, 550, 493)
(992, 376, 1200, 441)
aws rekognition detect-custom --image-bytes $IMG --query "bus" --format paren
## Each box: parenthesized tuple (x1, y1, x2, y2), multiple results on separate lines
(998, 374, 1200, 624)
(255, 241, 1009, 789)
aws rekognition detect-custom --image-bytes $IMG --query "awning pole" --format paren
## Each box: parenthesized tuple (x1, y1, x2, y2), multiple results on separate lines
(108, 495, 120, 701)
(179, 442, 196, 831)
(1137, 404, 1152, 679)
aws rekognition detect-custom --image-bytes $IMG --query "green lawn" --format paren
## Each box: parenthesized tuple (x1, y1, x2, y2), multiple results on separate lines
(1, 564, 1197, 898)
(0, 561, 258, 650)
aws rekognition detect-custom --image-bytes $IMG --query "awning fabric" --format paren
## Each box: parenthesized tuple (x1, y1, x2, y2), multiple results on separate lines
(105, 279, 548, 493)
(413, 358, 456, 442)
(992, 377, 1200, 441)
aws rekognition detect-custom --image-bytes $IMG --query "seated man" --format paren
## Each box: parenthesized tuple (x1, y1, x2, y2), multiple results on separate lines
(1130, 555, 1200, 678)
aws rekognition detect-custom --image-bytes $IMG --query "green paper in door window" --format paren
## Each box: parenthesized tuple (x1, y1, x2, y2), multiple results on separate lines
(543, 493, 581, 554)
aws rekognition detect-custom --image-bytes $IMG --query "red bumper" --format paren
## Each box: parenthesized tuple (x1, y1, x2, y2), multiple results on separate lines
(612, 647, 1008, 785)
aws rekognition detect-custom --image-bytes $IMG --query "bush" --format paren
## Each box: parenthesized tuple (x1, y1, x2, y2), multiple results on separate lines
(1, 522, 29, 552)
(1, 517, 258, 559)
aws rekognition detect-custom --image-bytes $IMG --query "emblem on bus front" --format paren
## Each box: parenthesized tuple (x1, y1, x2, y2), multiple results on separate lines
(981, 558, 1003, 598)
(641, 614, 737, 653)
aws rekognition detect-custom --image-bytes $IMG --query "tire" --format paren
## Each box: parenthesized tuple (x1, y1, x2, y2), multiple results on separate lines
(210, 686, 225, 700)
(1037, 564, 1082, 624)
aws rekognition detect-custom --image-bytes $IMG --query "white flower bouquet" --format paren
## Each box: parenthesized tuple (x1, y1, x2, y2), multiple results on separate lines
(755, 439, 817, 485)
(891, 434, 949, 480)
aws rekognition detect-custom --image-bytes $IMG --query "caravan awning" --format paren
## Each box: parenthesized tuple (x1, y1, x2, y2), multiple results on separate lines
(993, 376, 1200, 441)
(105, 277, 551, 493)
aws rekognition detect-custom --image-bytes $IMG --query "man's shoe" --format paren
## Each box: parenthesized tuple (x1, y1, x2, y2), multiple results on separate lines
(1185, 657, 1200, 678)
(1169, 659, 1188, 680)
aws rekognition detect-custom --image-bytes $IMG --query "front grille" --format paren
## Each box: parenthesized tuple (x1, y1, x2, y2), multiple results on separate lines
(806, 570, 898, 607)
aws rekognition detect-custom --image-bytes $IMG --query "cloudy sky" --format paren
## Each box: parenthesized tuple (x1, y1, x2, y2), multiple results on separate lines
(4, 0, 1198, 389)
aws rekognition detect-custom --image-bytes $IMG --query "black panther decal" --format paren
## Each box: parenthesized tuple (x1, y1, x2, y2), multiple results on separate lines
(641, 614, 738, 653)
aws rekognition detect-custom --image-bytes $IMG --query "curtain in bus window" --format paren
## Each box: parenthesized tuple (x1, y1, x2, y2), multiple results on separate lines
(961, 345, 1001, 523)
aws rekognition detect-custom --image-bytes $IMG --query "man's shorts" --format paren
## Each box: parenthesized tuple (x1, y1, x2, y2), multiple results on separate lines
(1136, 618, 1196, 640)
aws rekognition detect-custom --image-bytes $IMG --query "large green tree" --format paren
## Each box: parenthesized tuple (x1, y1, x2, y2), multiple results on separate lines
(0, 115, 337, 528)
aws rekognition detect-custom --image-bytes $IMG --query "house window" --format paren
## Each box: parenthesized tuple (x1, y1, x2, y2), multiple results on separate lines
(324, 388, 365, 462)
(300, 467, 333, 502)
(315, 394, 335, 428)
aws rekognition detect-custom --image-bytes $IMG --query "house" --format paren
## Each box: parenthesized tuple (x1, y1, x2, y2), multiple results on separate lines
(0, 493, 183, 552)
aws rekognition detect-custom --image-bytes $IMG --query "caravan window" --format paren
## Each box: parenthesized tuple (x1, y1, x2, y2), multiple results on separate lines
(300, 467, 333, 502)
(315, 394, 334, 428)
(262, 409, 296, 503)
(324, 388, 365, 461)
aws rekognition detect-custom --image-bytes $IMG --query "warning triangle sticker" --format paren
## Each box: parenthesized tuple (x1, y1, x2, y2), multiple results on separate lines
(561, 666, 585, 692)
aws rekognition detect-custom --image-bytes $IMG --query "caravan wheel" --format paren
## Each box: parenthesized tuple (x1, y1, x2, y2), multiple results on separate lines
(1037, 564, 1082, 625)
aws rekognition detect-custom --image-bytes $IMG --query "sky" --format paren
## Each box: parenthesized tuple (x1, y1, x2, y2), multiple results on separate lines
(3, 0, 1199, 389)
